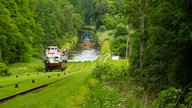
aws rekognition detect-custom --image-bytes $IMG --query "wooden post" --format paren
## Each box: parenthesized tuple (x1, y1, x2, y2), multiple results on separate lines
(32, 79, 35, 83)
(15, 84, 19, 88)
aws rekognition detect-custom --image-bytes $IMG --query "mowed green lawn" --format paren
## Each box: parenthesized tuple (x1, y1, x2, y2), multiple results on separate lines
(0, 70, 90, 108)
(0, 58, 94, 108)
(0, 62, 82, 99)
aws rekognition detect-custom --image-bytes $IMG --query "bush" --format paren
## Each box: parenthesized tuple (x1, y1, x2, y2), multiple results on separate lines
(84, 76, 125, 108)
(114, 23, 128, 37)
(108, 31, 114, 36)
(92, 63, 127, 83)
(92, 63, 111, 81)
(101, 13, 117, 29)
(0, 62, 9, 76)
(110, 36, 127, 57)
(99, 25, 106, 32)
(152, 87, 181, 108)
(184, 88, 192, 107)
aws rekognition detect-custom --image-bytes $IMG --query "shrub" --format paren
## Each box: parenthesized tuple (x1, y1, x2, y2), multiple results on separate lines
(108, 31, 114, 36)
(99, 25, 106, 32)
(0, 62, 9, 76)
(152, 87, 181, 108)
(101, 13, 117, 29)
(92, 63, 111, 81)
(184, 88, 192, 107)
(92, 63, 127, 83)
(114, 23, 128, 37)
(110, 36, 127, 57)
(84, 77, 125, 108)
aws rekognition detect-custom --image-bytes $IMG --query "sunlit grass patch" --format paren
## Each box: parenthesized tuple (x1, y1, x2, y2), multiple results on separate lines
(0, 68, 91, 108)
(0, 60, 92, 106)
(101, 41, 110, 55)
(106, 59, 129, 67)
(97, 30, 114, 42)
(8, 58, 44, 75)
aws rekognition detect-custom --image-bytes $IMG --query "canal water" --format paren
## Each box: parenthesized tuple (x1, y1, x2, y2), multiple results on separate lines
(68, 46, 100, 62)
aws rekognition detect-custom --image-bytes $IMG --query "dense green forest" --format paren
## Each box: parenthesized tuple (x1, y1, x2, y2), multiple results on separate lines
(0, 0, 85, 64)
(124, 0, 192, 107)
(1, 0, 192, 107)
(0, 0, 126, 63)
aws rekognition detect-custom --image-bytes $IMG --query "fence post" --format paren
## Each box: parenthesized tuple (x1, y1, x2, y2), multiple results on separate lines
(32, 79, 35, 83)
(15, 84, 19, 88)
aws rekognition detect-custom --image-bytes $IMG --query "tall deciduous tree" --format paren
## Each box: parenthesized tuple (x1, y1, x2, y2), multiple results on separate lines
(124, 0, 192, 103)
(140, 0, 145, 71)
(0, 0, 29, 63)
(0, 0, 84, 63)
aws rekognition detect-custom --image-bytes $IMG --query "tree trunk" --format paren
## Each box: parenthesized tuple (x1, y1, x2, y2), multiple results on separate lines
(140, 0, 145, 71)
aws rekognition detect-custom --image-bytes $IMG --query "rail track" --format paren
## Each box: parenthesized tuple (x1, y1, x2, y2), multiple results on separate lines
(0, 75, 71, 103)
(0, 61, 93, 104)
(0, 63, 82, 104)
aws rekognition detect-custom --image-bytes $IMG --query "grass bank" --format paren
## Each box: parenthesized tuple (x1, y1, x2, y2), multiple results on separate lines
(0, 57, 94, 107)
(61, 37, 78, 50)
(84, 58, 151, 108)
(0, 70, 90, 108)
(7, 58, 44, 75)
(83, 30, 151, 108)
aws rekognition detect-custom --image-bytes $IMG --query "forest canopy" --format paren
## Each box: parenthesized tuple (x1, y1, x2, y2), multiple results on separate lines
(0, 0, 124, 63)
(0, 0, 85, 63)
